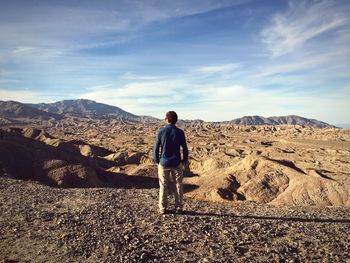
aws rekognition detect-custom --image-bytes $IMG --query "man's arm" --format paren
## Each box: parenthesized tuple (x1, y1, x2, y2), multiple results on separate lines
(153, 131, 161, 164)
(181, 131, 189, 164)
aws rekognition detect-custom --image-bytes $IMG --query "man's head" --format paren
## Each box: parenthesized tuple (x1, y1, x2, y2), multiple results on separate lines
(165, 111, 178, 124)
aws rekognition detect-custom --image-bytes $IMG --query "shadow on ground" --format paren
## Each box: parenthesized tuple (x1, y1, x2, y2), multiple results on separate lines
(175, 210, 350, 224)
(0, 129, 200, 192)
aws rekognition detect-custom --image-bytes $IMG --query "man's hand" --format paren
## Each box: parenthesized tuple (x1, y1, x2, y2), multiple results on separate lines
(181, 160, 189, 170)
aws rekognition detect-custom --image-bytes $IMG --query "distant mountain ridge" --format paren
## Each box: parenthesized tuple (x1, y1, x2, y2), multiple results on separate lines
(0, 100, 336, 127)
(27, 99, 159, 122)
(28, 99, 143, 121)
(230, 115, 334, 128)
(0, 99, 159, 123)
(0, 100, 62, 122)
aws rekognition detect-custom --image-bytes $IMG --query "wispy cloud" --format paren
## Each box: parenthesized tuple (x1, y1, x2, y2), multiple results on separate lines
(0, 89, 56, 103)
(79, 79, 189, 115)
(253, 52, 330, 78)
(35, 78, 350, 123)
(0, 1, 349, 124)
(178, 83, 350, 123)
(121, 72, 166, 80)
(191, 63, 241, 74)
(262, 0, 349, 57)
(0, 1, 242, 53)
(0, 1, 247, 78)
(10, 46, 65, 63)
(0, 79, 21, 84)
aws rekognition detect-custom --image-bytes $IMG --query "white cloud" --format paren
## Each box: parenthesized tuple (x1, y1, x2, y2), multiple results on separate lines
(0, 89, 56, 103)
(1, 79, 348, 124)
(0, 1, 248, 71)
(0, 1, 243, 54)
(0, 1, 348, 124)
(78, 80, 294, 120)
(253, 53, 328, 78)
(262, 0, 349, 57)
(181, 84, 350, 123)
(121, 72, 166, 80)
(79, 79, 189, 115)
(191, 63, 241, 74)
(86, 84, 114, 90)
(0, 79, 21, 84)
(10, 46, 65, 62)
(188, 85, 245, 102)
(249, 44, 350, 93)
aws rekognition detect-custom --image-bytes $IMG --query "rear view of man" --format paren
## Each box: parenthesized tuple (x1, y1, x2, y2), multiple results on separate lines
(154, 111, 188, 214)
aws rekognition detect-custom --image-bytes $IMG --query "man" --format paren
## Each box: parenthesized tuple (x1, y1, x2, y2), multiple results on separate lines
(154, 111, 188, 214)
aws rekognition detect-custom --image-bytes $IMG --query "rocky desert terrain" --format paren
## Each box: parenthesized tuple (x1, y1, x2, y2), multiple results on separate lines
(1, 118, 349, 206)
(1, 176, 349, 262)
(1, 99, 350, 262)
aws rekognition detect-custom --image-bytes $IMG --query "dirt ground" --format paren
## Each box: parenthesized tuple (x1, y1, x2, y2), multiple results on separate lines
(1, 176, 349, 262)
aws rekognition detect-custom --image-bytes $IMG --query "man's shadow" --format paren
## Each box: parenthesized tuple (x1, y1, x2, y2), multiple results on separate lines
(173, 210, 350, 224)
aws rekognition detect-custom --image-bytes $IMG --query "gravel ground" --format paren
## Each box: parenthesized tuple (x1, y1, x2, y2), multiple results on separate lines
(0, 176, 349, 263)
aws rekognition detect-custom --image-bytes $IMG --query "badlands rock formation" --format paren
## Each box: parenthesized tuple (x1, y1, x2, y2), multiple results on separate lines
(0, 127, 159, 189)
(1, 119, 349, 207)
(183, 124, 349, 206)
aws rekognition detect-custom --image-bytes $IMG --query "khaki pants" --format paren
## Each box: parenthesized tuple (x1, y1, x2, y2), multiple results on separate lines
(158, 164, 183, 211)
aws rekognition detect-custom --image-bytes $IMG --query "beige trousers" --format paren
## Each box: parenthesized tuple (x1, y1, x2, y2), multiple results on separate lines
(158, 164, 183, 211)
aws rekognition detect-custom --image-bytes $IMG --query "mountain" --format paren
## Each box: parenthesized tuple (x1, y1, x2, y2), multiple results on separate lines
(0, 100, 61, 122)
(0, 100, 335, 127)
(230, 115, 334, 128)
(27, 99, 159, 122)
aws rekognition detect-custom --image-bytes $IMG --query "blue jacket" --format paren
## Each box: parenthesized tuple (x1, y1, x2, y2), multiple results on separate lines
(153, 124, 188, 167)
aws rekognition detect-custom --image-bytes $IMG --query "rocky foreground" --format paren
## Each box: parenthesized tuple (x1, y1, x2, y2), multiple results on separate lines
(1, 176, 349, 263)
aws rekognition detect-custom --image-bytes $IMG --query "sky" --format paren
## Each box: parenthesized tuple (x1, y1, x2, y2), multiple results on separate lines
(0, 0, 349, 124)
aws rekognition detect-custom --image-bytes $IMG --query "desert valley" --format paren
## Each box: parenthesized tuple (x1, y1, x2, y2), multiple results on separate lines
(0, 99, 349, 262)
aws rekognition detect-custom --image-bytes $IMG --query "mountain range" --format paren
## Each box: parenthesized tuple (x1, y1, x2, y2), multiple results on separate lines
(0, 99, 158, 123)
(0, 99, 336, 128)
(27, 99, 159, 122)
(229, 115, 334, 128)
(0, 100, 62, 122)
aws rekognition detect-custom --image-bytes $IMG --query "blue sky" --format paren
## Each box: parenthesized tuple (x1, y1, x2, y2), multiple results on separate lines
(0, 0, 349, 124)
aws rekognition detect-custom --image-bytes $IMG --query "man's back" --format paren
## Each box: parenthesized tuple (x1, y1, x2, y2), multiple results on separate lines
(154, 124, 188, 168)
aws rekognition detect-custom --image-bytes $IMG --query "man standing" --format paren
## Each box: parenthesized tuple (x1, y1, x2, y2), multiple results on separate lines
(154, 111, 188, 214)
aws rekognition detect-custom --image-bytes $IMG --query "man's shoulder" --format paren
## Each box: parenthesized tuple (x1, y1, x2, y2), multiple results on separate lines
(159, 124, 184, 134)
(157, 125, 170, 134)
(175, 126, 185, 135)
(157, 126, 165, 134)
(176, 126, 184, 131)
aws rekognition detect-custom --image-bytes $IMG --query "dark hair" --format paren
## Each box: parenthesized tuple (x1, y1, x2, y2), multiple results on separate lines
(165, 111, 178, 124)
